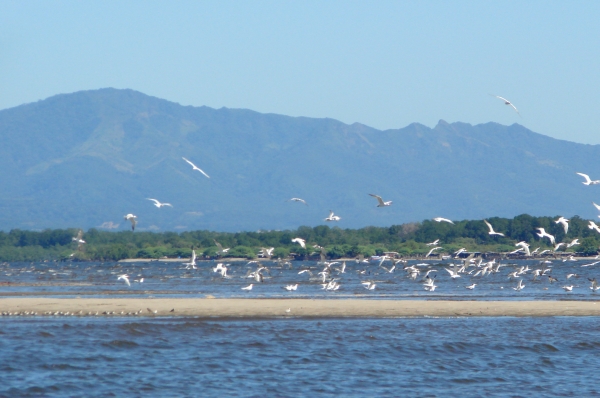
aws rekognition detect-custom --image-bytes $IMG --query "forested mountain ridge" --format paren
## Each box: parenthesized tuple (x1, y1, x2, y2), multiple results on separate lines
(1, 88, 599, 232)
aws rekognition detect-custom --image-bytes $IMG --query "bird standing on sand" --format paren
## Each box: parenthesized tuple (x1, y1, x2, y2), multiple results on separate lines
(147, 198, 173, 208)
(124, 214, 137, 231)
(182, 157, 210, 178)
(368, 194, 392, 207)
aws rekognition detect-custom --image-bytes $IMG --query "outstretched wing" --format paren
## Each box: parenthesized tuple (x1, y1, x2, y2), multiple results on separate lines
(368, 193, 385, 206)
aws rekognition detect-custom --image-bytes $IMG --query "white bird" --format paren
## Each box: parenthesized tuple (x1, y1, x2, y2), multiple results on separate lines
(513, 279, 525, 291)
(214, 240, 230, 256)
(515, 241, 531, 256)
(593, 202, 600, 211)
(325, 210, 341, 222)
(466, 284, 477, 290)
(555, 217, 569, 234)
(362, 281, 376, 290)
(426, 239, 440, 246)
(118, 274, 131, 287)
(287, 198, 308, 206)
(562, 285, 574, 292)
(576, 172, 600, 185)
(123, 214, 137, 231)
(147, 198, 173, 208)
(589, 221, 600, 234)
(368, 194, 392, 207)
(536, 228, 555, 245)
(433, 217, 454, 224)
(291, 238, 306, 249)
(182, 157, 210, 178)
(492, 95, 520, 116)
(284, 284, 298, 291)
(184, 250, 197, 269)
(72, 230, 85, 244)
(553, 242, 566, 252)
(426, 247, 442, 257)
(566, 239, 580, 248)
(590, 278, 600, 291)
(241, 284, 253, 291)
(484, 220, 504, 236)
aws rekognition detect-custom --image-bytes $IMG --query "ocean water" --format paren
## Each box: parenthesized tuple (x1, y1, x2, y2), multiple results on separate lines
(1, 258, 600, 300)
(1, 316, 600, 397)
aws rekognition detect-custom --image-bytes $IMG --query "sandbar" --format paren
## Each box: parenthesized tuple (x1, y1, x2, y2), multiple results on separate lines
(2, 298, 600, 317)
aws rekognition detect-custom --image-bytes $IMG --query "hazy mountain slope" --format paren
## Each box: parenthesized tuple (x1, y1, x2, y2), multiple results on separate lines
(0, 88, 598, 232)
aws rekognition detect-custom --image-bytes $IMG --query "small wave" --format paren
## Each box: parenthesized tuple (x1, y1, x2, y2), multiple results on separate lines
(102, 339, 140, 349)
(37, 331, 54, 338)
(41, 363, 84, 371)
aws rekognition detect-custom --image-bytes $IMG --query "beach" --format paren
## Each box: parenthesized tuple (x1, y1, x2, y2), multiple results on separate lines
(2, 298, 600, 317)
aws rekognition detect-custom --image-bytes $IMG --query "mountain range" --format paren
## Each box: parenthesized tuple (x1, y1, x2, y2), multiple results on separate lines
(1, 88, 599, 232)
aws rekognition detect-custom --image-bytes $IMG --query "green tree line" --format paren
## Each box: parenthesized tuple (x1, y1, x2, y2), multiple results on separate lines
(1, 214, 599, 262)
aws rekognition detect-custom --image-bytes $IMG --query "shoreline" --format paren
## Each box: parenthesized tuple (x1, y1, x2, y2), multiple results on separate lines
(2, 298, 600, 318)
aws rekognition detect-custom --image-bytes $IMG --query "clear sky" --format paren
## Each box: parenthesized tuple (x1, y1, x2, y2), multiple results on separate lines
(2, 1, 599, 143)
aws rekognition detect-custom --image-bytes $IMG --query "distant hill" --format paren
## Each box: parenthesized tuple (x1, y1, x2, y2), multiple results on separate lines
(1, 88, 599, 232)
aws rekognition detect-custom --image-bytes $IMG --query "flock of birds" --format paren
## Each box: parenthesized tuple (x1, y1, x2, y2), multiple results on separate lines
(62, 97, 600, 299)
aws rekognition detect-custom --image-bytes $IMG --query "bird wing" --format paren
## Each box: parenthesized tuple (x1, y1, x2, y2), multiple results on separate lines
(483, 220, 493, 233)
(182, 157, 196, 168)
(147, 198, 160, 206)
(369, 194, 385, 206)
(593, 202, 600, 211)
(577, 172, 592, 183)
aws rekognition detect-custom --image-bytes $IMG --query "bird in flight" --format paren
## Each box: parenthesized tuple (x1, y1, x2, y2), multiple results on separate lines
(492, 95, 521, 116)
(147, 198, 173, 208)
(555, 216, 569, 234)
(291, 237, 306, 248)
(182, 157, 210, 178)
(325, 210, 341, 222)
(536, 227, 555, 245)
(287, 198, 308, 206)
(433, 217, 454, 224)
(368, 194, 392, 207)
(118, 274, 131, 287)
(483, 220, 504, 236)
(123, 214, 137, 231)
(576, 172, 600, 185)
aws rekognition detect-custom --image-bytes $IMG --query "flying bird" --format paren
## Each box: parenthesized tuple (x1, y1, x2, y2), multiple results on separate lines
(117, 274, 131, 287)
(492, 95, 520, 116)
(241, 284, 253, 291)
(426, 239, 440, 246)
(536, 228, 555, 245)
(325, 210, 341, 222)
(555, 217, 569, 234)
(368, 194, 392, 207)
(182, 157, 210, 178)
(483, 220, 504, 236)
(433, 217, 454, 224)
(291, 238, 306, 248)
(576, 172, 600, 185)
(123, 214, 137, 231)
(287, 198, 308, 206)
(147, 198, 173, 208)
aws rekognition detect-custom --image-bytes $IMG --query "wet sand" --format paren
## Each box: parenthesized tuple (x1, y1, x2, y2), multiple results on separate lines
(2, 298, 600, 317)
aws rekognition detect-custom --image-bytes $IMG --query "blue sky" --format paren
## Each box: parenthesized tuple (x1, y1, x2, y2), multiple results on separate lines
(2, 1, 599, 143)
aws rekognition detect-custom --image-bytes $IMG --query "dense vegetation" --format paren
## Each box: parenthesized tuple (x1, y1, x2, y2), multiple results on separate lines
(1, 214, 599, 262)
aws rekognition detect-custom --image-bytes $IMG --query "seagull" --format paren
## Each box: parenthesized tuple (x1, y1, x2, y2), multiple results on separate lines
(515, 241, 531, 256)
(576, 172, 600, 185)
(241, 284, 253, 291)
(484, 220, 504, 236)
(284, 284, 298, 291)
(123, 214, 137, 231)
(147, 198, 173, 208)
(589, 221, 600, 234)
(287, 198, 308, 206)
(146, 308, 158, 314)
(553, 242, 566, 252)
(433, 217, 454, 224)
(184, 250, 197, 269)
(425, 247, 442, 257)
(426, 239, 440, 246)
(117, 274, 131, 287)
(72, 230, 85, 244)
(466, 284, 477, 290)
(291, 238, 306, 248)
(562, 285, 574, 292)
(492, 95, 520, 116)
(555, 217, 569, 234)
(182, 157, 210, 178)
(566, 239, 580, 248)
(513, 279, 525, 291)
(589, 278, 600, 291)
(362, 281, 376, 290)
(368, 194, 392, 207)
(593, 202, 600, 211)
(536, 228, 555, 245)
(325, 210, 341, 222)
(214, 240, 230, 256)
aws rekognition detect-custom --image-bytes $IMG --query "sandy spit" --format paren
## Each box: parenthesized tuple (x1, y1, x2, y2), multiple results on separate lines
(2, 298, 600, 318)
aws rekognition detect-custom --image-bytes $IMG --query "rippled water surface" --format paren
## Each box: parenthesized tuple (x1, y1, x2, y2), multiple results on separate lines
(1, 258, 600, 300)
(1, 317, 600, 397)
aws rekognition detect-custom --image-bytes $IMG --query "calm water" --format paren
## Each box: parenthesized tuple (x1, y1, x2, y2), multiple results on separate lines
(1, 316, 600, 397)
(1, 258, 600, 300)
